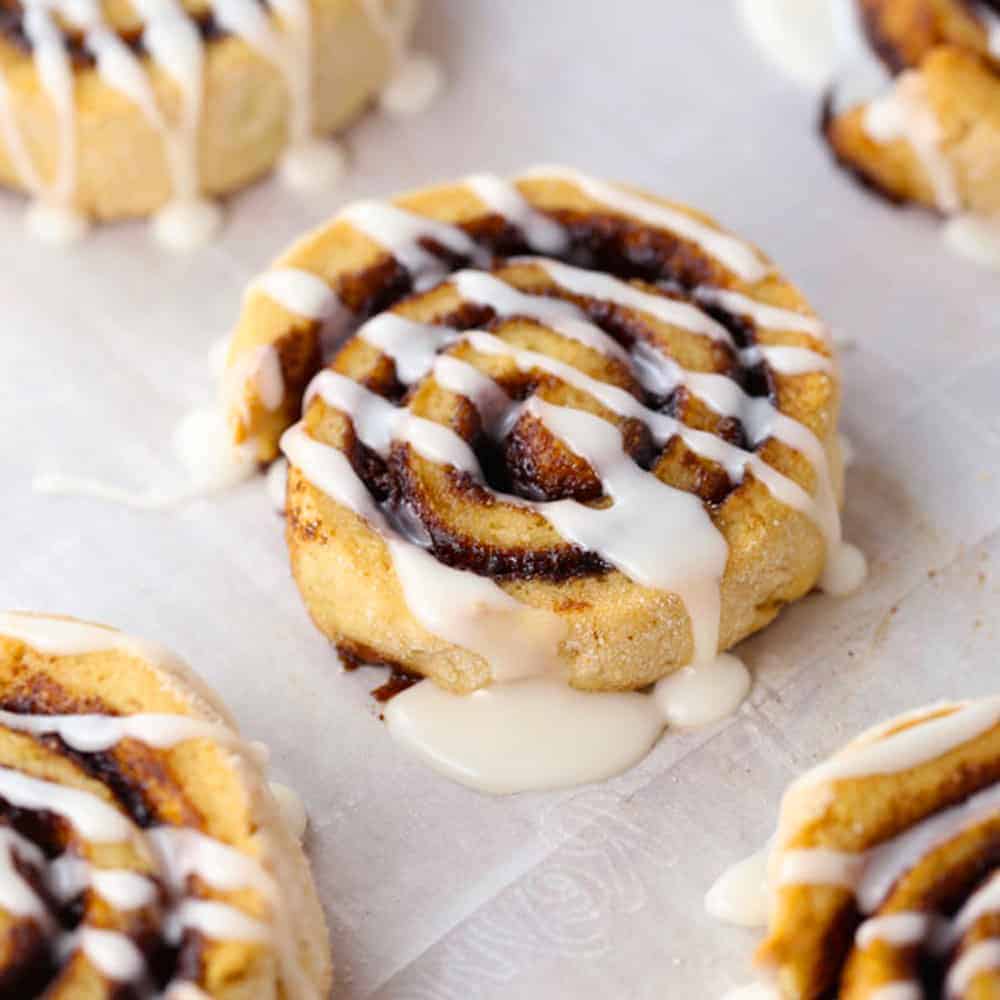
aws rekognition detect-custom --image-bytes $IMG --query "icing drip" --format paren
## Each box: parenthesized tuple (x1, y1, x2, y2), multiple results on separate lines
(378, 53, 442, 116)
(269, 781, 308, 840)
(705, 847, 771, 927)
(653, 654, 751, 728)
(35, 401, 259, 509)
(944, 214, 1000, 272)
(267, 456, 289, 513)
(362, 0, 443, 116)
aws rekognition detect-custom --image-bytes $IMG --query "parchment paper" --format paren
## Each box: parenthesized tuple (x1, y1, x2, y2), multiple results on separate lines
(3, 2, 999, 996)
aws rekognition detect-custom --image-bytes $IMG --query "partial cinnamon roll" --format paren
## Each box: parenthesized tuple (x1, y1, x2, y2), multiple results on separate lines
(709, 696, 1000, 999)
(0, 0, 436, 248)
(823, 0, 1000, 264)
(0, 611, 331, 998)
(224, 167, 862, 713)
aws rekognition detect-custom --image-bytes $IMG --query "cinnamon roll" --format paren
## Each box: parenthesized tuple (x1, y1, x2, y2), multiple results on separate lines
(823, 0, 1000, 264)
(709, 696, 1000, 999)
(0, 0, 436, 248)
(0, 611, 331, 998)
(224, 167, 862, 715)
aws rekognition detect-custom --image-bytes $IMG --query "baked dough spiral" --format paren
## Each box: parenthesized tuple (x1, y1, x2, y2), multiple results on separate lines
(0, 0, 419, 245)
(724, 697, 1000, 999)
(225, 167, 857, 695)
(825, 0, 1000, 219)
(0, 611, 331, 999)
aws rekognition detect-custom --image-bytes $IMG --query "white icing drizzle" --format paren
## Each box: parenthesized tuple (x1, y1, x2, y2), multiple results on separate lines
(952, 872, 1000, 941)
(249, 268, 339, 322)
(740, 344, 834, 376)
(519, 397, 729, 664)
(982, 2, 1000, 57)
(0, 827, 47, 918)
(0, 766, 136, 842)
(149, 826, 276, 897)
(778, 846, 863, 889)
(0, 709, 236, 753)
(341, 200, 488, 275)
(864, 71, 962, 215)
(48, 856, 159, 910)
(518, 166, 770, 282)
(67, 926, 147, 982)
(166, 898, 269, 942)
(789, 698, 1000, 792)
(856, 912, 932, 949)
(464, 175, 569, 255)
(946, 940, 1000, 996)
(518, 256, 734, 345)
(359, 314, 456, 383)
(694, 286, 828, 341)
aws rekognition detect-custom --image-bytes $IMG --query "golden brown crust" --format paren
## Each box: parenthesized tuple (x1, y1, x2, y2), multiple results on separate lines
(0, 613, 332, 998)
(243, 170, 844, 693)
(756, 700, 1000, 999)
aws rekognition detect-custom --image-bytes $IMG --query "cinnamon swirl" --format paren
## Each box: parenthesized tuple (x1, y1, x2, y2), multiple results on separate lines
(0, 611, 331, 998)
(221, 167, 863, 793)
(0, 0, 436, 248)
(709, 696, 1000, 999)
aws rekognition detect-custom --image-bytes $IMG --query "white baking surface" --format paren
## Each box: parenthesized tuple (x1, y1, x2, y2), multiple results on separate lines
(2, 2, 999, 996)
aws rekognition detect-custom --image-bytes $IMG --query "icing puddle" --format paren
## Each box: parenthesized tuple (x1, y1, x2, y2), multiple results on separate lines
(384, 655, 752, 795)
